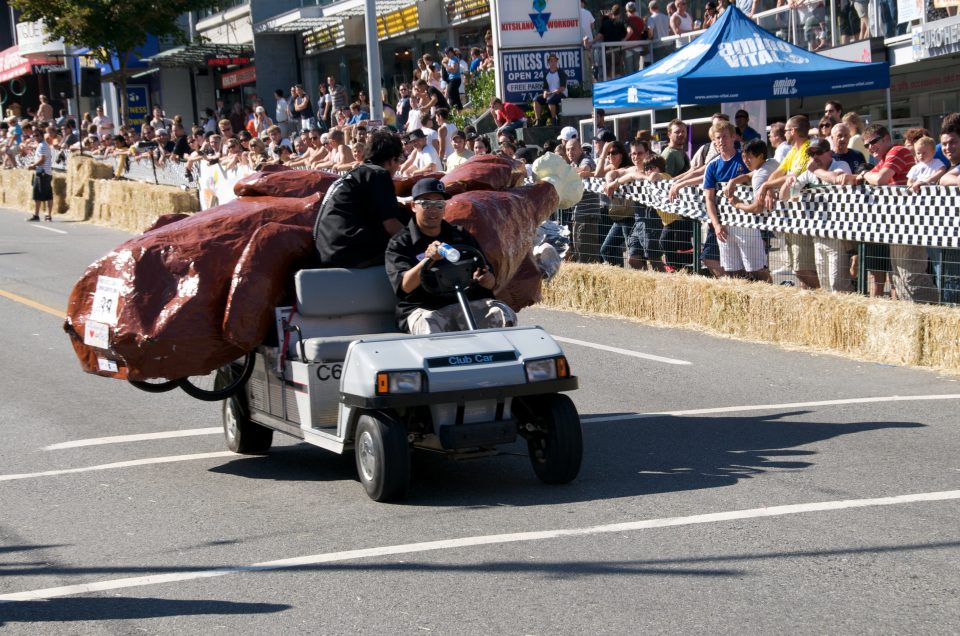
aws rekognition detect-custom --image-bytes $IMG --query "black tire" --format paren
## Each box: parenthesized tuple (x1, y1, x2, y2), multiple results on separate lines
(520, 394, 583, 485)
(354, 412, 410, 502)
(222, 394, 273, 454)
(177, 352, 255, 402)
(128, 378, 179, 393)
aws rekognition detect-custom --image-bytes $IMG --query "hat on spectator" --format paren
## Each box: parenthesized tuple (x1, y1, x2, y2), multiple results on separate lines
(594, 128, 617, 143)
(255, 106, 266, 114)
(404, 129, 426, 142)
(626, 1, 638, 11)
(411, 177, 451, 200)
(806, 138, 832, 155)
(557, 126, 578, 141)
(155, 128, 169, 136)
(320, 132, 330, 143)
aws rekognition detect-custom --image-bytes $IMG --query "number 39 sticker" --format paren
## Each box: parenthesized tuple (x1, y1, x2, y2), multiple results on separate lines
(89, 276, 122, 326)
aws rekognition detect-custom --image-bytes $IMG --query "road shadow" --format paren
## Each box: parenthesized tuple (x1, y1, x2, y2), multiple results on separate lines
(402, 410, 924, 506)
(0, 596, 289, 624)
(200, 410, 923, 507)
(207, 444, 357, 483)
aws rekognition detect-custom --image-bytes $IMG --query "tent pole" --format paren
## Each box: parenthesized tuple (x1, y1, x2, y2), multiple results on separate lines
(886, 88, 893, 130)
(785, 98, 790, 119)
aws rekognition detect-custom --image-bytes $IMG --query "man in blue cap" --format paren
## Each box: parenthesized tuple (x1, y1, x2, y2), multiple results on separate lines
(385, 178, 517, 334)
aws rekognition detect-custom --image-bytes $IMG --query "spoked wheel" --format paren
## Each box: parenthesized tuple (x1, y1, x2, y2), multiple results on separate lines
(516, 393, 583, 485)
(128, 378, 179, 393)
(177, 352, 255, 402)
(222, 393, 273, 454)
(355, 412, 410, 502)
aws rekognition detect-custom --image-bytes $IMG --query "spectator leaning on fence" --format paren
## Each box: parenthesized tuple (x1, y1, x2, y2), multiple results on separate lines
(721, 138, 775, 282)
(769, 121, 791, 163)
(701, 120, 750, 276)
(662, 118, 690, 177)
(934, 113, 960, 304)
(845, 124, 937, 303)
(906, 136, 947, 192)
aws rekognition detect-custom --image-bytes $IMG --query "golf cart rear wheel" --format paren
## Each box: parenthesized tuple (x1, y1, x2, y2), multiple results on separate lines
(521, 393, 583, 485)
(222, 394, 273, 454)
(355, 412, 410, 502)
(128, 378, 179, 393)
(177, 352, 255, 402)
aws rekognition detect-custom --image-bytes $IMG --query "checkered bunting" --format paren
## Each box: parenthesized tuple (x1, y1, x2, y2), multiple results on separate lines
(581, 178, 960, 248)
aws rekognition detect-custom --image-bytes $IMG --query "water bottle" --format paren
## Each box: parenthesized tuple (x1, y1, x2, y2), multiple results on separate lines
(437, 243, 460, 263)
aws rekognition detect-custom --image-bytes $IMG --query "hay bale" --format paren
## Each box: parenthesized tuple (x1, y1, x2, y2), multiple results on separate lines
(540, 263, 960, 375)
(67, 155, 114, 198)
(88, 179, 200, 233)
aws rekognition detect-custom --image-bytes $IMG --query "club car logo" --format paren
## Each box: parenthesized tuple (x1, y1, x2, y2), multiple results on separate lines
(772, 78, 798, 96)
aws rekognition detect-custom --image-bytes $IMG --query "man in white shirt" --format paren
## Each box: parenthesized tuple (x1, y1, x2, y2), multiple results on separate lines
(92, 106, 113, 140)
(400, 129, 441, 176)
(274, 89, 292, 138)
(646, 1, 672, 60)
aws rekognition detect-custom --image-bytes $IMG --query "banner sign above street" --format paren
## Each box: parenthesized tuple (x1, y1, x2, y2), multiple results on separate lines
(501, 47, 582, 104)
(496, 0, 581, 49)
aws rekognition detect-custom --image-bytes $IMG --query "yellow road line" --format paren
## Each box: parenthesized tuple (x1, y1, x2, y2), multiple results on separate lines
(0, 288, 66, 319)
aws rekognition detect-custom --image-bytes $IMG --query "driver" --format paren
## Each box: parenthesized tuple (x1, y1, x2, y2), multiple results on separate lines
(385, 178, 518, 334)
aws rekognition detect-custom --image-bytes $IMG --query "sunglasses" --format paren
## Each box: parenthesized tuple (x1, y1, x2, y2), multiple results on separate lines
(865, 136, 883, 147)
(417, 200, 446, 209)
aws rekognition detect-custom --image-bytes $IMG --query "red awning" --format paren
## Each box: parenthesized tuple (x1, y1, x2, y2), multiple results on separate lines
(0, 45, 33, 83)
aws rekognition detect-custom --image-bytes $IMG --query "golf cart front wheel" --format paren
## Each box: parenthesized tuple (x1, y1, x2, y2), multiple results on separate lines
(355, 412, 410, 502)
(521, 393, 583, 485)
(128, 378, 179, 393)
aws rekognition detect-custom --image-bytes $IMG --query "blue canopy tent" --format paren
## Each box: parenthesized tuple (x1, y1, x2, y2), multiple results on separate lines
(593, 7, 889, 110)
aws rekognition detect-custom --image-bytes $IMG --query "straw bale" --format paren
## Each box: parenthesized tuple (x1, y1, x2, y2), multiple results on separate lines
(89, 179, 200, 233)
(540, 263, 960, 375)
(67, 156, 114, 198)
(0, 168, 67, 214)
(921, 306, 960, 372)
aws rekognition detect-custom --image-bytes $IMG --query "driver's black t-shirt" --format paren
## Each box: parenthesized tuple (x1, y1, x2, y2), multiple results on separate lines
(313, 162, 406, 268)
(385, 218, 495, 332)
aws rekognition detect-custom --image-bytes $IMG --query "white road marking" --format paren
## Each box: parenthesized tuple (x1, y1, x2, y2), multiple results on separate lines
(553, 336, 692, 365)
(2, 488, 958, 602)
(0, 451, 234, 482)
(580, 394, 960, 424)
(44, 428, 222, 450)
(29, 224, 67, 235)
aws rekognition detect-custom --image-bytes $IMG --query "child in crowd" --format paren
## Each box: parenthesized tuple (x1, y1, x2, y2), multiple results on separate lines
(907, 136, 947, 192)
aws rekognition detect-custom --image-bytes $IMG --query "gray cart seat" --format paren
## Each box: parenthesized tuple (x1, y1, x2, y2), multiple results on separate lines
(292, 267, 405, 362)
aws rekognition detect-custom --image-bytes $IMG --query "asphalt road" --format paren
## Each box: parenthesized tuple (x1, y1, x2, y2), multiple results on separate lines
(1, 208, 959, 634)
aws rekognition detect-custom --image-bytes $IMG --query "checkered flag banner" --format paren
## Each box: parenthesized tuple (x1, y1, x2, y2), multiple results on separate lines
(582, 178, 960, 248)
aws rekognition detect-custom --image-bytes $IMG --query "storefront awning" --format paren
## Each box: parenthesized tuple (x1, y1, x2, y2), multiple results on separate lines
(0, 45, 61, 83)
(145, 43, 253, 68)
(253, 6, 348, 34)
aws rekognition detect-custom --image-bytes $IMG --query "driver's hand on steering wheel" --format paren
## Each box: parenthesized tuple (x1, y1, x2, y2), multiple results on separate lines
(473, 266, 495, 290)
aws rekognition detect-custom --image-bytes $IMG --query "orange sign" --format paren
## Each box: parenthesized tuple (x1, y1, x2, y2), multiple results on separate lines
(222, 66, 256, 89)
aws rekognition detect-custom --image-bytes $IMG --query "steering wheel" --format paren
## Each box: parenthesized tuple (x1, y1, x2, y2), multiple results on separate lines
(420, 244, 490, 297)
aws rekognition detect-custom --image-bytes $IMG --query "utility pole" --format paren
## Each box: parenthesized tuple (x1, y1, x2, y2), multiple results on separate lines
(364, 0, 383, 122)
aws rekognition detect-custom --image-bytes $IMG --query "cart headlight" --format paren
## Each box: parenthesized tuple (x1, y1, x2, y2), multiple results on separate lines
(525, 356, 569, 383)
(376, 370, 425, 395)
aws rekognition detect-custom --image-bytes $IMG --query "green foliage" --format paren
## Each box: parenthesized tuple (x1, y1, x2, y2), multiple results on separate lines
(9, 0, 220, 121)
(450, 69, 497, 130)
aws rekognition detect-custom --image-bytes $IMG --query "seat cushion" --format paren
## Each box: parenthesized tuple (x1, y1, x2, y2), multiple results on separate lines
(302, 333, 406, 362)
(295, 267, 397, 317)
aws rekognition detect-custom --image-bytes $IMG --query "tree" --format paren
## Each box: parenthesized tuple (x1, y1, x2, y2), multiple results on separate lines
(10, 0, 220, 125)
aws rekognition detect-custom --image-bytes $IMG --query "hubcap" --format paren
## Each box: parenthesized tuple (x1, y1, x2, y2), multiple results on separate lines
(224, 401, 238, 444)
(358, 430, 377, 482)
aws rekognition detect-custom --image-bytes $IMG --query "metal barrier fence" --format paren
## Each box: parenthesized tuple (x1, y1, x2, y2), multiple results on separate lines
(14, 149, 199, 189)
(558, 178, 960, 306)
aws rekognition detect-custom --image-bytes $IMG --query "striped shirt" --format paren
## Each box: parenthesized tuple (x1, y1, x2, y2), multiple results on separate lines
(871, 145, 915, 186)
(34, 141, 53, 175)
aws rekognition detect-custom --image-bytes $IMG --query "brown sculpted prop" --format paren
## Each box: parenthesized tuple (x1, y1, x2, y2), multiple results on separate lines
(65, 164, 559, 381)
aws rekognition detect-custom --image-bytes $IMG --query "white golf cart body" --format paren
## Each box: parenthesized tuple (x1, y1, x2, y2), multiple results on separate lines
(230, 266, 581, 500)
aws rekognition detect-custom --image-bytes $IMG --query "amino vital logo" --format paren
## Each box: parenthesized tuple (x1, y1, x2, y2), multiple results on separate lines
(530, 0, 550, 37)
(772, 78, 798, 96)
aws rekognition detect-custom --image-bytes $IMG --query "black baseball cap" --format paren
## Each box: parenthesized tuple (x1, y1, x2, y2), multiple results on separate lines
(411, 178, 451, 200)
(594, 128, 617, 143)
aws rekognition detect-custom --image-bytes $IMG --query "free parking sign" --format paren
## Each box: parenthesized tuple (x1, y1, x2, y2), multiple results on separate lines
(500, 47, 582, 104)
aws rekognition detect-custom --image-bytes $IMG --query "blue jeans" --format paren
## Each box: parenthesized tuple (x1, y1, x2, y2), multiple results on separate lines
(928, 248, 960, 304)
(601, 219, 635, 267)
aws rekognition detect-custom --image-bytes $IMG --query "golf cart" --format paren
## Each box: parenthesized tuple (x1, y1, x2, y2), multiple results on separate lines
(221, 245, 582, 501)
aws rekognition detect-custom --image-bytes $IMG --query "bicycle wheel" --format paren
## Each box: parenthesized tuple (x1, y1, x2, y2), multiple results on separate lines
(128, 378, 179, 393)
(177, 352, 255, 402)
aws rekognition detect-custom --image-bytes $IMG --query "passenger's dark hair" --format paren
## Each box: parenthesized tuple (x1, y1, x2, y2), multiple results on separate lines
(366, 130, 404, 165)
(940, 112, 960, 137)
(742, 138, 768, 157)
